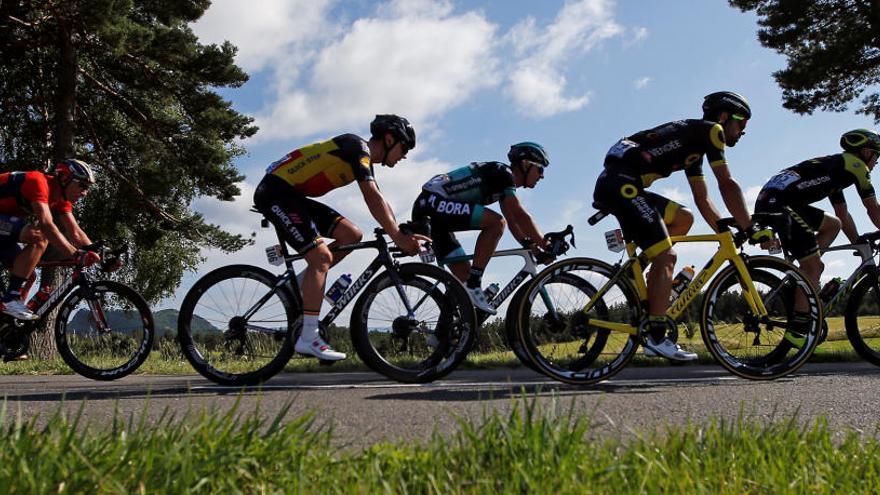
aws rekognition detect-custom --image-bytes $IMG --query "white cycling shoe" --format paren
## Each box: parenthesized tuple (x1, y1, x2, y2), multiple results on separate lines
(1, 300, 38, 321)
(643, 336, 697, 361)
(294, 336, 346, 361)
(467, 286, 497, 315)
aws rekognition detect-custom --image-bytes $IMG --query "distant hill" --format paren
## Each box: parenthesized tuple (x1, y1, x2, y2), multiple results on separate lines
(68, 308, 216, 338)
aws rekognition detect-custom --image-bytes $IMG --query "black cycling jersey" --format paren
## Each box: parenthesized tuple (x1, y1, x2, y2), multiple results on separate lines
(757, 152, 874, 207)
(421, 161, 516, 204)
(606, 119, 728, 187)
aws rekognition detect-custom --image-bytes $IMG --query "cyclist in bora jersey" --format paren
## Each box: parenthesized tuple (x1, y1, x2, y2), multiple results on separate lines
(754, 129, 880, 345)
(411, 142, 553, 313)
(253, 115, 425, 361)
(0, 159, 101, 321)
(593, 91, 767, 361)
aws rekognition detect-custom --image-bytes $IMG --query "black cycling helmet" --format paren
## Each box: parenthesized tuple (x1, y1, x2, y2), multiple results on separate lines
(370, 114, 416, 150)
(840, 128, 880, 153)
(702, 91, 752, 120)
(508, 142, 549, 167)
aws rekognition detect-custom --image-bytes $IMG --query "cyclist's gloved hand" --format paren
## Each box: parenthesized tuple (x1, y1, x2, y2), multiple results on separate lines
(392, 231, 426, 256)
(747, 224, 774, 245)
(532, 244, 556, 265)
(75, 249, 101, 267)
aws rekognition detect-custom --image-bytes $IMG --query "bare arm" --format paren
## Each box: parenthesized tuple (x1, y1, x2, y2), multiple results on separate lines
(711, 164, 752, 229)
(32, 202, 77, 257)
(358, 181, 421, 254)
(688, 178, 723, 233)
(832, 201, 859, 243)
(863, 196, 880, 234)
(57, 212, 93, 247)
(499, 195, 544, 245)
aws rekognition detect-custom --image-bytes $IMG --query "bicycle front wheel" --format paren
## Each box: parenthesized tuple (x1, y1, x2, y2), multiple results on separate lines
(55, 281, 154, 380)
(178, 265, 297, 386)
(845, 272, 880, 367)
(350, 263, 477, 383)
(516, 258, 641, 385)
(701, 255, 821, 380)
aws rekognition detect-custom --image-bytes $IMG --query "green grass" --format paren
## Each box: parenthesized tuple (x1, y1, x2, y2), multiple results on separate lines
(3, 397, 880, 493)
(0, 314, 875, 377)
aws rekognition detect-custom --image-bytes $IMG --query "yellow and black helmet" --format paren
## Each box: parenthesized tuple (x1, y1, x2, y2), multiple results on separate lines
(840, 128, 880, 153)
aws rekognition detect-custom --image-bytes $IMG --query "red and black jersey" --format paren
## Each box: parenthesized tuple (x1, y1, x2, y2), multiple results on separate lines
(0, 171, 73, 216)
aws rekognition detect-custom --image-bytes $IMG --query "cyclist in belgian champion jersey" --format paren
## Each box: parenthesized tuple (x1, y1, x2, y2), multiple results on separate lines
(0, 159, 101, 320)
(593, 91, 764, 361)
(411, 142, 553, 313)
(754, 129, 880, 345)
(254, 115, 425, 361)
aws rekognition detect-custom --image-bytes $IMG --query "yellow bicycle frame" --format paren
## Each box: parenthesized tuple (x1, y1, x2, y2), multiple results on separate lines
(585, 229, 768, 336)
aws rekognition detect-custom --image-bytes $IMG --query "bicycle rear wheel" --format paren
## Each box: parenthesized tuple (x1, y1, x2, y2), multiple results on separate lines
(701, 255, 821, 380)
(178, 265, 297, 386)
(55, 281, 154, 380)
(516, 258, 641, 385)
(845, 272, 880, 366)
(350, 263, 477, 383)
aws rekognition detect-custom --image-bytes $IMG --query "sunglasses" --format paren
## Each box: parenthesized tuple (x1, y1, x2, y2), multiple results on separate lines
(524, 160, 545, 174)
(75, 180, 91, 190)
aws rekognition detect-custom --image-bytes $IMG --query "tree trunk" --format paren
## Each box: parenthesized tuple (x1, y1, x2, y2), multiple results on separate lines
(29, 12, 77, 359)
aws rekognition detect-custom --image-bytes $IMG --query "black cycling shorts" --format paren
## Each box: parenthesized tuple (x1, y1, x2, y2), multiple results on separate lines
(253, 175, 344, 254)
(755, 193, 824, 261)
(411, 190, 486, 263)
(592, 165, 684, 259)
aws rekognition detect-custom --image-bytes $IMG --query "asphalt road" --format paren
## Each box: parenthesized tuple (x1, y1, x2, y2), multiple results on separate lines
(4, 362, 880, 447)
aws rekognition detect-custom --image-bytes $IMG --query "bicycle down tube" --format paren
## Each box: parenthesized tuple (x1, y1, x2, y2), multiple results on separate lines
(583, 229, 768, 335)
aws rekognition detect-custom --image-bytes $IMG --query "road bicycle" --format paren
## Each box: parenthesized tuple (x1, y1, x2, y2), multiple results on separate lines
(513, 209, 823, 385)
(0, 242, 154, 380)
(434, 226, 580, 369)
(774, 230, 880, 366)
(177, 217, 476, 386)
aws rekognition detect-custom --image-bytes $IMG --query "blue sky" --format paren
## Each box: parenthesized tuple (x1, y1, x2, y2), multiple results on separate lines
(170, 0, 878, 310)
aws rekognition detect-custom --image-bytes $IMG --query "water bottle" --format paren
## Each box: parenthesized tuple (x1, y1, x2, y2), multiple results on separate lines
(669, 266, 695, 302)
(324, 274, 352, 304)
(819, 277, 843, 303)
(483, 283, 500, 301)
(27, 285, 52, 312)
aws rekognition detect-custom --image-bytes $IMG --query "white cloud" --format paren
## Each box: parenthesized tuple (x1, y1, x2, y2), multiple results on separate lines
(504, 0, 623, 117)
(744, 184, 764, 206)
(626, 26, 648, 47)
(250, 4, 498, 141)
(634, 76, 652, 90)
(191, 0, 337, 73)
(657, 186, 687, 203)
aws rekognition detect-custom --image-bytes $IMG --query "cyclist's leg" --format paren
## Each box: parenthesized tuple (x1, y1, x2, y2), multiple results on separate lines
(594, 171, 694, 360)
(0, 218, 45, 319)
(254, 177, 344, 360)
(815, 212, 842, 251)
(307, 200, 362, 266)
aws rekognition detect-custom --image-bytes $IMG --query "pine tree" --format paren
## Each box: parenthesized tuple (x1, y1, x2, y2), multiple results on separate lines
(730, 0, 880, 122)
(0, 0, 257, 302)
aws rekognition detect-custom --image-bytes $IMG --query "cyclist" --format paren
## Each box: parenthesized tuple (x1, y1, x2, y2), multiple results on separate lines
(411, 142, 553, 314)
(254, 114, 425, 361)
(754, 128, 880, 345)
(592, 91, 763, 361)
(0, 159, 101, 320)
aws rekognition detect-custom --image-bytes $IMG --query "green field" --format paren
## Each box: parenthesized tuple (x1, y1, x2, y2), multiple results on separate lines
(1, 316, 878, 376)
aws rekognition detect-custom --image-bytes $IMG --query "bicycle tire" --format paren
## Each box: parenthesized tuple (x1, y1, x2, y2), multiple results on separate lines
(515, 257, 641, 385)
(350, 263, 477, 383)
(178, 265, 297, 386)
(505, 284, 540, 371)
(55, 280, 154, 381)
(701, 255, 821, 380)
(845, 272, 880, 367)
